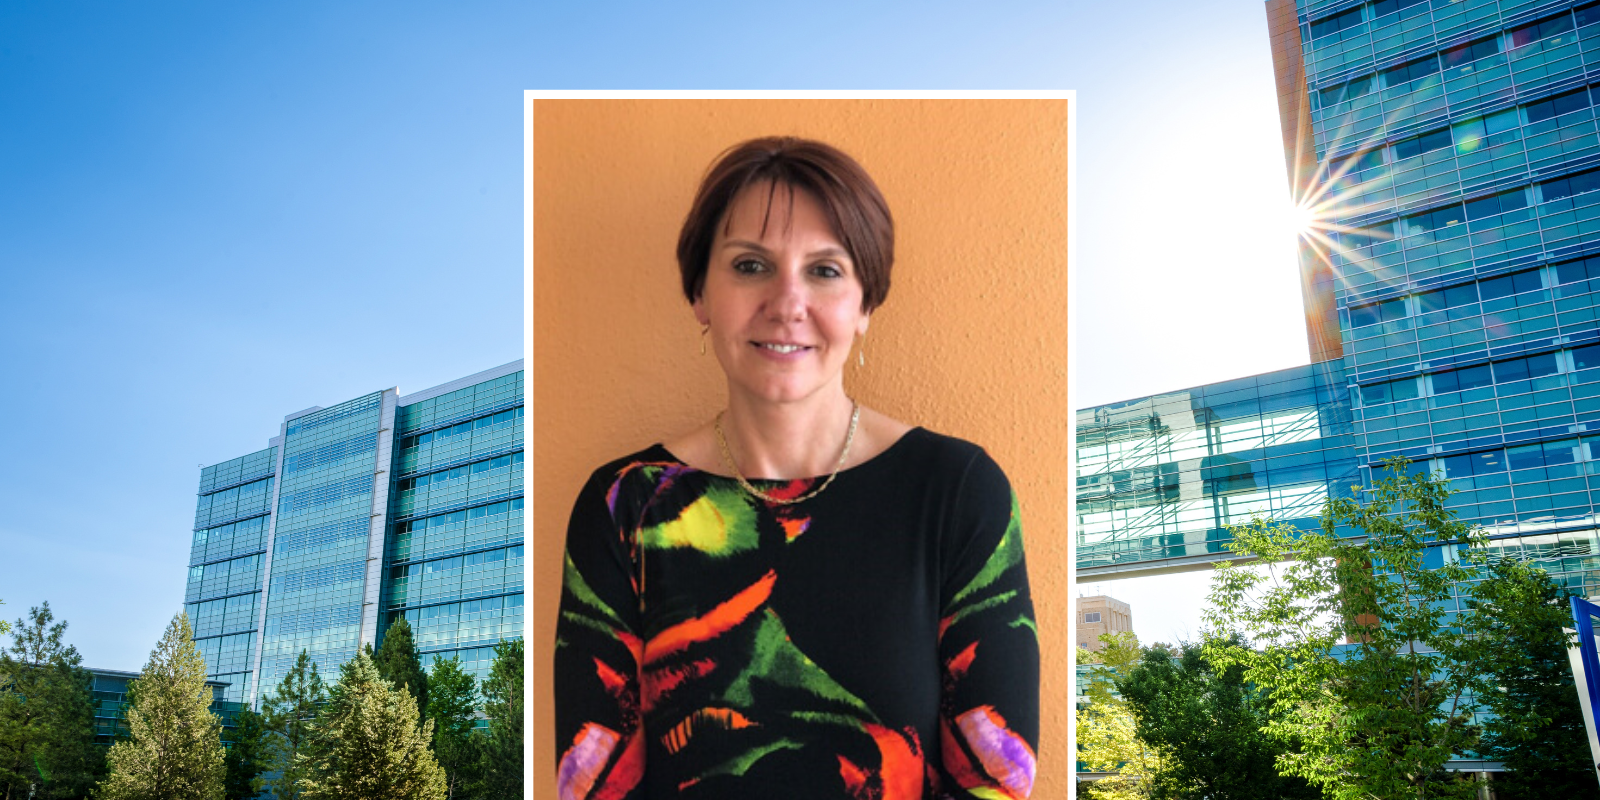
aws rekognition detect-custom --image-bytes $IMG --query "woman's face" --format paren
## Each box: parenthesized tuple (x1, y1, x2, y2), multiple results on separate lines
(694, 182, 870, 408)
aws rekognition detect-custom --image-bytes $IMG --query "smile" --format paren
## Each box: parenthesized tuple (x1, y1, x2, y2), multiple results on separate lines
(754, 342, 811, 354)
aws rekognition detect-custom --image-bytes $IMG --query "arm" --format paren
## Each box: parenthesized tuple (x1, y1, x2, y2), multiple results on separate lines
(935, 451, 1041, 800)
(553, 467, 647, 800)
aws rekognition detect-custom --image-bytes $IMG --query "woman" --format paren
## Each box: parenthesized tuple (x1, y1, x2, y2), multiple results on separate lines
(554, 137, 1039, 800)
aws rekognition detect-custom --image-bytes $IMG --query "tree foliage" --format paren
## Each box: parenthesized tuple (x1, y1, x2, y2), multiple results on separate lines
(98, 611, 226, 800)
(261, 650, 326, 800)
(471, 639, 520, 800)
(1117, 636, 1319, 800)
(297, 651, 444, 800)
(0, 602, 102, 800)
(1204, 460, 1486, 800)
(222, 708, 269, 800)
(372, 621, 427, 718)
(1077, 632, 1171, 800)
(423, 657, 476, 800)
(1459, 557, 1600, 798)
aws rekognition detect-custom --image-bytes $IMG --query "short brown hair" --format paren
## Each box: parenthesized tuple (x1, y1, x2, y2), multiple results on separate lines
(676, 137, 894, 312)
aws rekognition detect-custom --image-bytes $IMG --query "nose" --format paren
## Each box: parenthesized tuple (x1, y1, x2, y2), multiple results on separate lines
(765, 268, 807, 321)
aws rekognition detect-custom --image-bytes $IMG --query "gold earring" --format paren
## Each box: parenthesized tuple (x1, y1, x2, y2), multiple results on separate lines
(858, 334, 866, 367)
(700, 325, 709, 356)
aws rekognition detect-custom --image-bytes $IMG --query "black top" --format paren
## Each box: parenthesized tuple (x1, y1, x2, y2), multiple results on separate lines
(553, 427, 1039, 800)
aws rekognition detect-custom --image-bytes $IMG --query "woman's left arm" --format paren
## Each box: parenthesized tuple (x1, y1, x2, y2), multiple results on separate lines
(935, 450, 1041, 800)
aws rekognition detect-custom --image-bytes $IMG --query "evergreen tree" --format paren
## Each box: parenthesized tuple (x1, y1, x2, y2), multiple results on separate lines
(1118, 636, 1320, 800)
(1460, 558, 1600, 799)
(260, 651, 325, 800)
(1205, 460, 1485, 800)
(98, 611, 226, 800)
(470, 639, 520, 800)
(298, 651, 444, 800)
(222, 708, 269, 800)
(423, 658, 476, 800)
(0, 602, 102, 800)
(372, 621, 427, 717)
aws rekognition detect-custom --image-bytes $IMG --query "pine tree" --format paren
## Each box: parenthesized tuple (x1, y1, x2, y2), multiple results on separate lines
(471, 639, 520, 800)
(0, 602, 102, 800)
(298, 651, 445, 800)
(261, 650, 325, 800)
(98, 611, 226, 800)
(372, 621, 427, 717)
(423, 657, 476, 800)
(222, 708, 268, 800)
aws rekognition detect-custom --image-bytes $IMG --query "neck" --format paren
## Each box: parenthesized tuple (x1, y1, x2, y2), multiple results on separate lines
(720, 389, 856, 480)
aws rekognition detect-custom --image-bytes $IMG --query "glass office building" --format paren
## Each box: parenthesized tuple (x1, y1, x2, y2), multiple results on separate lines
(185, 361, 523, 706)
(1077, 0, 1600, 769)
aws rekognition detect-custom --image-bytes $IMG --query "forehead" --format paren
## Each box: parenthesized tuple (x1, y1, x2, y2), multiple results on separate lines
(718, 181, 844, 248)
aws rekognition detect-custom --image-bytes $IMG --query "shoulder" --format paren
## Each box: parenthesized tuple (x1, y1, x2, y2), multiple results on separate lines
(572, 444, 687, 509)
(886, 427, 1012, 497)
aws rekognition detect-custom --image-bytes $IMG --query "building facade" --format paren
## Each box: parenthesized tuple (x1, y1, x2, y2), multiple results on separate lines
(185, 361, 523, 706)
(1076, 595, 1135, 652)
(1077, 0, 1600, 770)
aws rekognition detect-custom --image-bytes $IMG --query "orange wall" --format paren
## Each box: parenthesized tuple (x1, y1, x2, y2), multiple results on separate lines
(530, 97, 1072, 798)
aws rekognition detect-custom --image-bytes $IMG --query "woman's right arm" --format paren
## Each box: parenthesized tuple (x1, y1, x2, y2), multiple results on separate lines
(553, 467, 647, 800)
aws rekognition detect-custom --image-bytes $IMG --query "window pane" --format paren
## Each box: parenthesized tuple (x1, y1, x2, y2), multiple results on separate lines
(1494, 357, 1531, 382)
(1507, 443, 1545, 471)
(1573, 343, 1600, 370)
(1527, 352, 1561, 378)
(1456, 364, 1493, 390)
(1390, 377, 1420, 402)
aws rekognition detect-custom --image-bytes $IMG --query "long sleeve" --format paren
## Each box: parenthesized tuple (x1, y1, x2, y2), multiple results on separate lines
(935, 451, 1041, 800)
(553, 465, 648, 800)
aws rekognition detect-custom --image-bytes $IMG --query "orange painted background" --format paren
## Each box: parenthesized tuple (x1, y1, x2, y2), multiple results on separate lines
(529, 98, 1072, 798)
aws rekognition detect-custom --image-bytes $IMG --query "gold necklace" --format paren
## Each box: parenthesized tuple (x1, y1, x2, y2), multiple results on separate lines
(713, 400, 860, 505)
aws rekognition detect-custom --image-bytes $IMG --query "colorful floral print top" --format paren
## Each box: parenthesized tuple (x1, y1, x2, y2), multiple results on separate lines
(554, 428, 1039, 800)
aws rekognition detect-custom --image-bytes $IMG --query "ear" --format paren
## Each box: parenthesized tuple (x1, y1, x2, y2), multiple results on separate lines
(857, 311, 871, 337)
(693, 295, 710, 327)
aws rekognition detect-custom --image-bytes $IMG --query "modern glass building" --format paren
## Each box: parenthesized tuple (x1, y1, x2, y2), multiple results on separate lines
(1077, 0, 1600, 772)
(185, 361, 523, 706)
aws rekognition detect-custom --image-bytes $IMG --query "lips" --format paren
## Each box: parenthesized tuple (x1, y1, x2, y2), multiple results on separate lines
(753, 341, 813, 354)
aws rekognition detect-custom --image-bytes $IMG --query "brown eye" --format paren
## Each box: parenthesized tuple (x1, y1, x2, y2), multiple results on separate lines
(733, 258, 766, 276)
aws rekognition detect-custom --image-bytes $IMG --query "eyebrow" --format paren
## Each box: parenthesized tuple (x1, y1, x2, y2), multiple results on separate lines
(719, 239, 851, 260)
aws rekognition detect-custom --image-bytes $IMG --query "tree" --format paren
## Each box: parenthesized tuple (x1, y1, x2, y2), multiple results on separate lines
(470, 639, 520, 800)
(297, 650, 445, 800)
(261, 650, 326, 800)
(423, 657, 476, 800)
(98, 611, 226, 800)
(1117, 635, 1320, 800)
(1077, 632, 1171, 800)
(0, 602, 102, 800)
(372, 621, 427, 718)
(1459, 557, 1600, 798)
(222, 708, 269, 800)
(1204, 460, 1486, 800)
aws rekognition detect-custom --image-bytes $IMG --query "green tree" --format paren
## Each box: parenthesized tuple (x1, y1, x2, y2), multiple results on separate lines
(1459, 557, 1600, 798)
(297, 651, 444, 800)
(372, 621, 427, 717)
(423, 658, 476, 800)
(470, 639, 520, 800)
(222, 708, 269, 800)
(260, 651, 326, 800)
(0, 602, 102, 800)
(1117, 635, 1320, 800)
(1077, 632, 1171, 800)
(1204, 460, 1485, 800)
(98, 611, 226, 800)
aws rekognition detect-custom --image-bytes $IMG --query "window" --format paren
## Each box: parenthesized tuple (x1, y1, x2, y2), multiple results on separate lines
(1580, 1, 1600, 27)
(1541, 169, 1600, 203)
(1478, 268, 1542, 300)
(1382, 55, 1439, 89)
(1393, 128, 1453, 161)
(1360, 376, 1420, 405)
(1320, 74, 1375, 107)
(1337, 221, 1393, 247)
(1555, 256, 1600, 285)
(1510, 11, 1575, 48)
(1442, 448, 1506, 477)
(1417, 282, 1479, 313)
(1083, 612, 1102, 623)
(1465, 188, 1529, 220)
(1507, 438, 1581, 470)
(1573, 342, 1600, 370)
(1330, 147, 1384, 177)
(1526, 87, 1591, 125)
(1441, 35, 1500, 70)
(1405, 204, 1465, 235)
(1350, 296, 1407, 327)
(1371, 0, 1428, 18)
(1491, 351, 1561, 382)
(1429, 363, 1493, 394)
(1453, 108, 1520, 153)
(1310, 5, 1364, 38)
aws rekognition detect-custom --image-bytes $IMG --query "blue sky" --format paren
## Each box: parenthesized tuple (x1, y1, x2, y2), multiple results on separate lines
(0, 1, 1300, 666)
